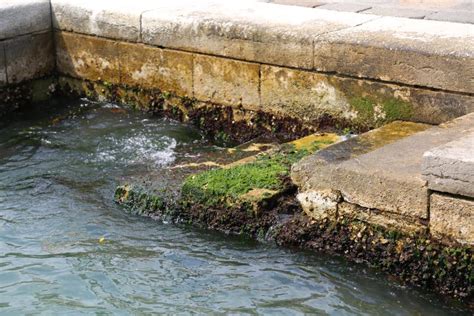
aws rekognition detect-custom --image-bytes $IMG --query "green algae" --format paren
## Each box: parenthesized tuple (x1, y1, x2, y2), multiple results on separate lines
(181, 142, 332, 207)
(350, 96, 413, 127)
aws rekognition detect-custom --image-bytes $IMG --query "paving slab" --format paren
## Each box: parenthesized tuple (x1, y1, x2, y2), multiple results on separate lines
(292, 113, 474, 219)
(141, 1, 374, 69)
(317, 3, 372, 12)
(430, 193, 474, 245)
(271, 0, 324, 7)
(423, 132, 474, 198)
(263, 0, 473, 23)
(313, 15, 474, 93)
(0, 0, 51, 40)
(363, 6, 434, 19)
(426, 10, 474, 24)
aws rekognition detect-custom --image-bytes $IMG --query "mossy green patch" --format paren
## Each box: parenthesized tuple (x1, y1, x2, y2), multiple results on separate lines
(382, 98, 413, 122)
(350, 96, 413, 127)
(181, 142, 331, 207)
(114, 185, 169, 217)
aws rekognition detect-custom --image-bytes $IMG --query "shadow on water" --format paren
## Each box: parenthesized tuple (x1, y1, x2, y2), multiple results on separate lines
(0, 98, 471, 314)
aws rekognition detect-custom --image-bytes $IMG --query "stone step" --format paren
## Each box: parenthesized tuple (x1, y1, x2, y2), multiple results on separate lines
(422, 131, 474, 198)
(292, 113, 474, 220)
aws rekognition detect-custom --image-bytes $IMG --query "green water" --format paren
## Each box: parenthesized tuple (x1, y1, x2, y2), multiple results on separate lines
(0, 99, 469, 315)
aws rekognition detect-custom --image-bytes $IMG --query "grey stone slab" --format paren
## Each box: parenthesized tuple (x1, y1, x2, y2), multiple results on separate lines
(423, 132, 474, 198)
(271, 0, 324, 7)
(313, 16, 474, 93)
(363, 6, 434, 19)
(5, 32, 54, 84)
(142, 1, 374, 69)
(317, 3, 372, 12)
(0, 44, 6, 86)
(426, 10, 474, 24)
(51, 0, 161, 42)
(430, 193, 474, 245)
(292, 113, 474, 219)
(0, 0, 51, 40)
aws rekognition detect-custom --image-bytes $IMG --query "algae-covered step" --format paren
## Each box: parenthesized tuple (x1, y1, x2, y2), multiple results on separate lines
(115, 133, 341, 220)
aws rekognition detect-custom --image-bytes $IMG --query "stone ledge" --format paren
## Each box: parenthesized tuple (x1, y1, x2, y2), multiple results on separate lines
(313, 16, 474, 93)
(423, 132, 474, 198)
(0, 0, 51, 40)
(141, 2, 373, 70)
(51, 0, 162, 42)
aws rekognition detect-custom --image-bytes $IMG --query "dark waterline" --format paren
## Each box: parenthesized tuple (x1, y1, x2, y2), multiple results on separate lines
(0, 98, 469, 314)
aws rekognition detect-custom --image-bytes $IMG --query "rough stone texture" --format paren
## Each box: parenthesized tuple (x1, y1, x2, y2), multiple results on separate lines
(51, 0, 162, 42)
(142, 1, 374, 69)
(363, 6, 434, 19)
(427, 10, 474, 24)
(272, 0, 323, 7)
(118, 43, 193, 97)
(430, 193, 474, 245)
(423, 132, 474, 198)
(5, 32, 55, 84)
(292, 114, 474, 219)
(261, 65, 474, 127)
(0, 0, 51, 40)
(55, 32, 120, 84)
(0, 44, 6, 86)
(194, 55, 260, 109)
(317, 3, 372, 12)
(338, 202, 426, 233)
(260, 65, 355, 123)
(313, 16, 474, 93)
(297, 189, 341, 220)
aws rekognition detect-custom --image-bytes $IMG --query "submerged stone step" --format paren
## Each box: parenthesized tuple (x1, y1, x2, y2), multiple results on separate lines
(292, 113, 474, 221)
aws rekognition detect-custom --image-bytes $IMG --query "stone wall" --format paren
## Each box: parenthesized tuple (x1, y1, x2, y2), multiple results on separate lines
(48, 0, 474, 130)
(0, 0, 55, 115)
(1, 0, 473, 128)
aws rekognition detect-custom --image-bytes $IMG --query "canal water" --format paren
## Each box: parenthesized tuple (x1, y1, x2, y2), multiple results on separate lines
(0, 99, 469, 314)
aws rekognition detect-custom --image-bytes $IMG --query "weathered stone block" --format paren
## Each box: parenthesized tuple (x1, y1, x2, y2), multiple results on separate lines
(194, 55, 260, 109)
(5, 32, 54, 84)
(329, 76, 474, 126)
(423, 132, 474, 198)
(260, 65, 355, 124)
(313, 16, 474, 93)
(55, 32, 120, 84)
(118, 43, 193, 97)
(0, 0, 51, 40)
(51, 0, 158, 42)
(261, 65, 474, 128)
(430, 193, 474, 245)
(142, 2, 373, 69)
(297, 189, 341, 220)
(338, 202, 426, 233)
